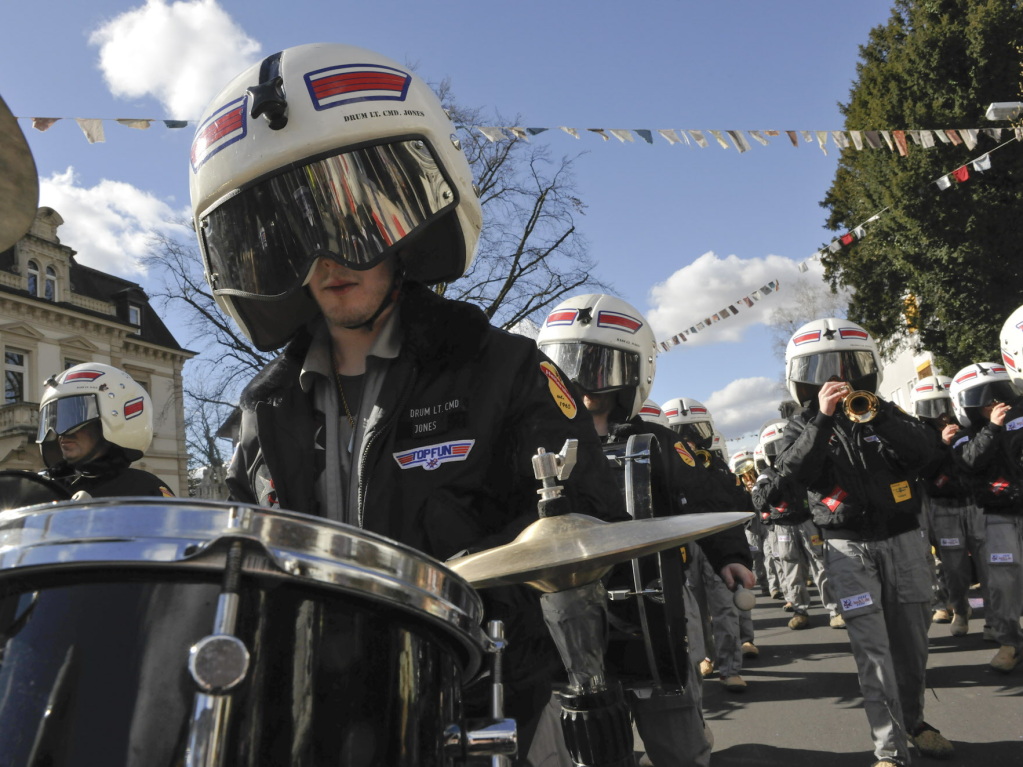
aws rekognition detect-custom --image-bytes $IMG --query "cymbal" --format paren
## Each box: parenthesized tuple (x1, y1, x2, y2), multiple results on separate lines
(0, 93, 39, 252)
(448, 511, 752, 593)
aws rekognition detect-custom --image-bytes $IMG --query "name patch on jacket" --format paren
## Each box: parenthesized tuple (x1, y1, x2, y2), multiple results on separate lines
(393, 440, 475, 471)
(990, 552, 1015, 564)
(398, 398, 468, 439)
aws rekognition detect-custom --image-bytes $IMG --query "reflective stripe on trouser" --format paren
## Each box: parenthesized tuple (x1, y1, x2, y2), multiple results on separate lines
(630, 580, 712, 767)
(824, 530, 932, 765)
(762, 527, 783, 593)
(927, 494, 987, 616)
(774, 524, 810, 611)
(984, 513, 1023, 650)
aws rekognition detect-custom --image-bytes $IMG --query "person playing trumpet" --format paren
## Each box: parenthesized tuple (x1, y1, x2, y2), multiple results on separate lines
(774, 318, 954, 766)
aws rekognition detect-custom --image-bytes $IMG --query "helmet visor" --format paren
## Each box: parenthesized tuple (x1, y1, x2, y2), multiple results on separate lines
(956, 380, 1021, 409)
(762, 439, 784, 461)
(914, 397, 955, 421)
(540, 342, 639, 394)
(198, 138, 457, 299)
(790, 350, 878, 388)
(670, 421, 715, 441)
(37, 394, 99, 442)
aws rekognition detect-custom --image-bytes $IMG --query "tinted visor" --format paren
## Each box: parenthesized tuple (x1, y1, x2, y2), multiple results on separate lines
(37, 394, 99, 442)
(762, 439, 784, 460)
(670, 421, 714, 441)
(957, 380, 1021, 409)
(914, 397, 955, 421)
(199, 139, 456, 299)
(790, 350, 878, 388)
(540, 342, 639, 394)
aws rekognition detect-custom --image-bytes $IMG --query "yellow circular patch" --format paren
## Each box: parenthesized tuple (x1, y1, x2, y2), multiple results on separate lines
(674, 441, 696, 467)
(540, 362, 577, 419)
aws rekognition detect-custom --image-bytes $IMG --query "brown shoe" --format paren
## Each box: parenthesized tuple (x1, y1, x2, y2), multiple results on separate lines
(990, 645, 1020, 673)
(699, 658, 715, 677)
(741, 641, 759, 659)
(720, 674, 747, 692)
(932, 607, 951, 623)
(783, 601, 795, 612)
(788, 613, 810, 630)
(829, 614, 846, 629)
(910, 722, 954, 759)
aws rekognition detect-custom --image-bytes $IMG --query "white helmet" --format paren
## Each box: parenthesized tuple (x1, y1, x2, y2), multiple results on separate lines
(711, 431, 727, 463)
(536, 294, 656, 420)
(949, 362, 1021, 429)
(753, 442, 768, 474)
(909, 375, 954, 424)
(662, 397, 715, 449)
(37, 363, 153, 468)
(785, 318, 882, 407)
(638, 399, 669, 428)
(728, 448, 754, 474)
(189, 43, 483, 351)
(999, 304, 1023, 388)
(758, 419, 788, 467)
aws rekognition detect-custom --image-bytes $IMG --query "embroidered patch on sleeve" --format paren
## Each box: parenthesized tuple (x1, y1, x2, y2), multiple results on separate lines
(840, 591, 874, 612)
(539, 362, 577, 419)
(990, 552, 1015, 564)
(673, 441, 696, 467)
(393, 440, 475, 471)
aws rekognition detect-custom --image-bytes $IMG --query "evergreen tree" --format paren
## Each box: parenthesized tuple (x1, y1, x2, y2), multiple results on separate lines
(821, 0, 1023, 373)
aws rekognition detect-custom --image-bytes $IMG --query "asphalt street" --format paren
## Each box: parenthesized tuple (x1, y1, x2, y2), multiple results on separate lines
(696, 591, 1023, 766)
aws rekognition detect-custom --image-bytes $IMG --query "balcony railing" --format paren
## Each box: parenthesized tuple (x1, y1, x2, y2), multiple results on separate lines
(0, 401, 40, 437)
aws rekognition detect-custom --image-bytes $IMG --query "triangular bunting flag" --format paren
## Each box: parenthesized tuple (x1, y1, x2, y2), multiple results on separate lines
(972, 153, 992, 172)
(952, 165, 969, 183)
(559, 126, 580, 139)
(75, 118, 105, 143)
(609, 129, 635, 143)
(32, 117, 60, 131)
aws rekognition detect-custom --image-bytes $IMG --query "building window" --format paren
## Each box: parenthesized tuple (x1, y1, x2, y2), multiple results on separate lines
(27, 260, 39, 296)
(44, 266, 57, 302)
(128, 304, 142, 327)
(4, 348, 27, 404)
(64, 358, 85, 370)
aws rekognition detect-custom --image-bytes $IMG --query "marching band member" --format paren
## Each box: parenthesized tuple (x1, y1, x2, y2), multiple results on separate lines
(774, 318, 953, 765)
(189, 43, 626, 762)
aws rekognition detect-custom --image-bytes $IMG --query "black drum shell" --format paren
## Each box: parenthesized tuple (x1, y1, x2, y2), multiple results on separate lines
(0, 568, 466, 767)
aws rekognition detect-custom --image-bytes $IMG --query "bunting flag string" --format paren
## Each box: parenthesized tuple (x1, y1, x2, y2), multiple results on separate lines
(657, 280, 781, 353)
(16, 115, 1021, 150)
(794, 133, 1021, 272)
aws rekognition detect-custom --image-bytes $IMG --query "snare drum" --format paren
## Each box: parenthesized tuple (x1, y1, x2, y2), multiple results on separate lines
(0, 498, 486, 767)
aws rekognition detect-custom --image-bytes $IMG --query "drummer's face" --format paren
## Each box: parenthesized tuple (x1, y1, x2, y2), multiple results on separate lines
(307, 255, 397, 329)
(582, 392, 614, 415)
(58, 421, 103, 464)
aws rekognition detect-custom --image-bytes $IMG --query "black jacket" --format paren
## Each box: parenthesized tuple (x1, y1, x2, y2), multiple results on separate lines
(227, 282, 627, 560)
(917, 422, 973, 501)
(950, 403, 1023, 513)
(775, 400, 938, 540)
(48, 450, 173, 498)
(750, 465, 811, 525)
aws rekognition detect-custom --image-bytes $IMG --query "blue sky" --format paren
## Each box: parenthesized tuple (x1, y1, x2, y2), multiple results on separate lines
(2, 0, 907, 444)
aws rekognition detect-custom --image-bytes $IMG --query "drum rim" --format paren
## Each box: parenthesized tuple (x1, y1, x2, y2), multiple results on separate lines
(0, 497, 486, 676)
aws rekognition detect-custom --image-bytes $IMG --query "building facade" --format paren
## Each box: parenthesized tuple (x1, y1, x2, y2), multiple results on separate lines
(0, 207, 194, 494)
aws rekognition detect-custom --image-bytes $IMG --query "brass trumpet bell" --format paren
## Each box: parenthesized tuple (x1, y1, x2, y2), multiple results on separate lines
(843, 389, 879, 423)
(733, 459, 758, 491)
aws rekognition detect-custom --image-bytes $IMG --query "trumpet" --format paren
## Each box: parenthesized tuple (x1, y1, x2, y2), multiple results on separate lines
(694, 448, 713, 469)
(843, 388, 879, 424)
(734, 459, 758, 492)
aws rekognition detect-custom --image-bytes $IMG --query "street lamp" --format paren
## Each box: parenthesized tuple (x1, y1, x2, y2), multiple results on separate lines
(984, 102, 1023, 121)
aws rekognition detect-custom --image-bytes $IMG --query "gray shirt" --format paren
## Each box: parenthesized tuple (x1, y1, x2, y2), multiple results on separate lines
(298, 309, 402, 526)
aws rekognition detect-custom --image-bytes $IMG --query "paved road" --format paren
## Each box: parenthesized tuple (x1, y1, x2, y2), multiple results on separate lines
(696, 591, 1023, 766)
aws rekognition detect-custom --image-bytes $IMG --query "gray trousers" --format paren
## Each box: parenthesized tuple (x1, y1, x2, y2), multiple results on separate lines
(689, 543, 744, 676)
(824, 530, 932, 765)
(761, 526, 784, 594)
(984, 513, 1023, 650)
(924, 494, 987, 617)
(774, 520, 836, 616)
(525, 581, 711, 767)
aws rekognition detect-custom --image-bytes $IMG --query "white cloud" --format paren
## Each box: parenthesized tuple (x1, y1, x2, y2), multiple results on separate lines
(705, 376, 788, 440)
(89, 0, 261, 119)
(647, 251, 834, 347)
(39, 167, 185, 276)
